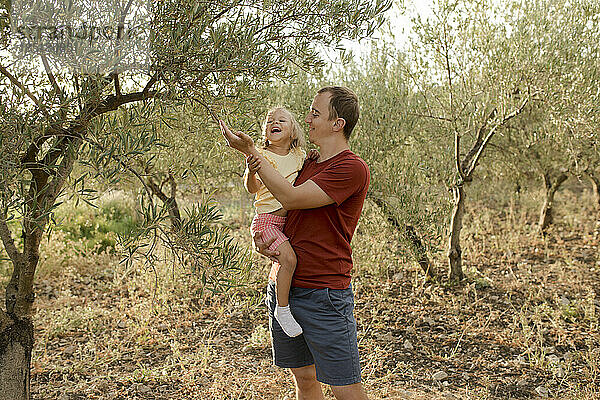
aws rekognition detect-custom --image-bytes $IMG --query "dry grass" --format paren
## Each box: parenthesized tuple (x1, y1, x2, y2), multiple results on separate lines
(1, 187, 598, 399)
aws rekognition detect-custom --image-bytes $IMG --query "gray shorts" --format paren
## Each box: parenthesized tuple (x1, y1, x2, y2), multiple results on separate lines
(265, 280, 362, 386)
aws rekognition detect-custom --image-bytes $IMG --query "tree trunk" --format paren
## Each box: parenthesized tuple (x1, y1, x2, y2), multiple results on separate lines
(588, 172, 600, 211)
(448, 185, 465, 282)
(0, 311, 33, 400)
(1, 219, 44, 400)
(0, 135, 81, 399)
(539, 172, 568, 233)
(368, 194, 434, 278)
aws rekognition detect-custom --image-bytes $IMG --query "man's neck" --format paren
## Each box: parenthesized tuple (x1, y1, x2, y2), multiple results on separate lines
(317, 138, 350, 162)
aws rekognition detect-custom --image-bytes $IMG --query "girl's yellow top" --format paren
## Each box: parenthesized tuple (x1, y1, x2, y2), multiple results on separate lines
(246, 147, 306, 214)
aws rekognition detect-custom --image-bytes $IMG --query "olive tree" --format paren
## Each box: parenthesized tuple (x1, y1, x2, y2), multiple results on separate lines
(0, 1, 392, 398)
(405, 0, 538, 280)
(493, 104, 571, 232)
(406, 0, 600, 279)
(485, 0, 600, 229)
(536, 0, 600, 211)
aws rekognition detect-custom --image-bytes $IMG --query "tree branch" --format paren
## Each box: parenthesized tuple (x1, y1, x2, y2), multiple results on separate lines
(168, 172, 177, 200)
(455, 130, 462, 179)
(147, 177, 170, 205)
(465, 95, 531, 178)
(73, 74, 83, 112)
(147, 175, 181, 227)
(143, 73, 158, 96)
(40, 53, 65, 103)
(111, 0, 131, 100)
(21, 133, 53, 166)
(462, 106, 498, 170)
(476, 107, 498, 143)
(368, 193, 434, 278)
(113, 73, 121, 98)
(0, 63, 45, 115)
(408, 113, 453, 122)
(111, 0, 131, 99)
(440, 22, 462, 180)
(195, 97, 220, 122)
(88, 89, 159, 118)
(0, 215, 21, 264)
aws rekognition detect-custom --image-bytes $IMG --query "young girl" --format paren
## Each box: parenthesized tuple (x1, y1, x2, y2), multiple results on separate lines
(244, 107, 306, 337)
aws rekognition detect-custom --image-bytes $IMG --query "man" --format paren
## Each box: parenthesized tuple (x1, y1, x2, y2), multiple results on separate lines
(220, 86, 370, 400)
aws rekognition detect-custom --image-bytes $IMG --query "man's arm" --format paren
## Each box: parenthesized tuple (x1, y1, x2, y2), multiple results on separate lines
(244, 153, 334, 210)
(220, 120, 334, 210)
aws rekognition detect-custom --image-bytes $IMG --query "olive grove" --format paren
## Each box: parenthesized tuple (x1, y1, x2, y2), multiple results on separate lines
(0, 1, 391, 398)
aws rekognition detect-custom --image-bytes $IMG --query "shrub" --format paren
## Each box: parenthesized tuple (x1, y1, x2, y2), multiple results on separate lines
(54, 193, 141, 254)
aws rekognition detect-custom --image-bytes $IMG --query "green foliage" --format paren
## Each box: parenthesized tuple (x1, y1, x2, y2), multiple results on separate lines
(486, 0, 600, 180)
(53, 196, 142, 254)
(117, 196, 252, 294)
(341, 44, 452, 254)
(81, 103, 166, 186)
(132, 101, 249, 196)
(152, 0, 393, 102)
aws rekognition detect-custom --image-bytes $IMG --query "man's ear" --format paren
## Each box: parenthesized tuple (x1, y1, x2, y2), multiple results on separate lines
(333, 118, 346, 132)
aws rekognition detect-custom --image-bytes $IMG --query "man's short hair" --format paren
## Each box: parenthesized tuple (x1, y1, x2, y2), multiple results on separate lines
(318, 86, 359, 140)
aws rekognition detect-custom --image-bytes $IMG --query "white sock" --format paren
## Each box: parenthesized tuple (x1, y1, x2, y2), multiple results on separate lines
(275, 305, 303, 337)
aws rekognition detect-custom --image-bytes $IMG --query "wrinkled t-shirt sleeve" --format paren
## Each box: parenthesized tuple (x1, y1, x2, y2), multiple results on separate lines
(310, 158, 368, 206)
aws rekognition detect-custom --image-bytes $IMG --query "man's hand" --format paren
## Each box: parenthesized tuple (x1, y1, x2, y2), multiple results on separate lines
(246, 154, 261, 175)
(220, 120, 255, 155)
(253, 232, 279, 261)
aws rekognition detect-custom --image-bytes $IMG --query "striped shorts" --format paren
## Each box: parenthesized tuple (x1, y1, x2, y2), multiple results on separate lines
(250, 213, 288, 252)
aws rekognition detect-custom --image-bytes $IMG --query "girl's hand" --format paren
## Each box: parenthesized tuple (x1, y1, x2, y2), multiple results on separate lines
(246, 154, 261, 174)
(308, 149, 320, 161)
(220, 120, 255, 155)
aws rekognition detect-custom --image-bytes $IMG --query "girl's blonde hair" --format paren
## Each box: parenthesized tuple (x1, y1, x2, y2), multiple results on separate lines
(262, 107, 306, 150)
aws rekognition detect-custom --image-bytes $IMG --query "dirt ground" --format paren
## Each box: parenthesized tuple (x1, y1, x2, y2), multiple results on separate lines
(18, 194, 600, 399)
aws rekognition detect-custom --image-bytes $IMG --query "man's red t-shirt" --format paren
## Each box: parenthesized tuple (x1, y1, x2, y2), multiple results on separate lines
(269, 150, 370, 289)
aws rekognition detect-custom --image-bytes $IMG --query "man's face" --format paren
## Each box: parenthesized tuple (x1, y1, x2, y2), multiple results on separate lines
(305, 92, 334, 145)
